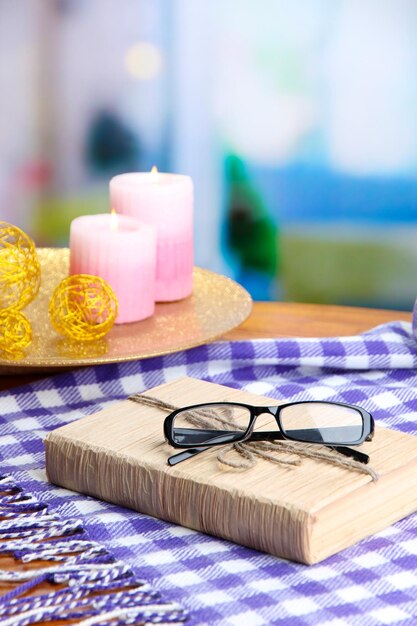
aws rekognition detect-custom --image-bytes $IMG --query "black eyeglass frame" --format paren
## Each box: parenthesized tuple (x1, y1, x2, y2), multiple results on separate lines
(163, 400, 374, 466)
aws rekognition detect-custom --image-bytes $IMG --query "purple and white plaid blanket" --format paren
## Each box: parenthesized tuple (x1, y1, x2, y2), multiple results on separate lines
(1, 320, 417, 625)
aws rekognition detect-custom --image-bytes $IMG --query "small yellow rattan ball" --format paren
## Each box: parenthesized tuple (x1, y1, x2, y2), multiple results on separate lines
(0, 221, 41, 310)
(49, 274, 118, 342)
(0, 310, 32, 356)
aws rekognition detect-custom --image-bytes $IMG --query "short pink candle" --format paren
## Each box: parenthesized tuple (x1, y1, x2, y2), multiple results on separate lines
(69, 213, 156, 324)
(110, 170, 193, 302)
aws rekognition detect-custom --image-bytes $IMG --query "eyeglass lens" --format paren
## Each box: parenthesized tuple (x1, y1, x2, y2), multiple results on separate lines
(280, 402, 364, 444)
(172, 403, 251, 446)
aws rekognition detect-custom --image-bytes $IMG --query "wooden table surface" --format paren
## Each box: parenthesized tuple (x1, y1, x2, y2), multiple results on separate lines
(224, 301, 411, 340)
(0, 302, 411, 393)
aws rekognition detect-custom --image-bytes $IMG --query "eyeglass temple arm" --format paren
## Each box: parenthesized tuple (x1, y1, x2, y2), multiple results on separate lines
(168, 430, 369, 466)
(168, 447, 210, 466)
(167, 431, 241, 466)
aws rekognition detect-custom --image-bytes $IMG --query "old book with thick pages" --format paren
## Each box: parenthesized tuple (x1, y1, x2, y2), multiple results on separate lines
(45, 377, 417, 564)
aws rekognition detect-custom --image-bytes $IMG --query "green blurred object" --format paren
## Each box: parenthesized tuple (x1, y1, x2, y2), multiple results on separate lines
(281, 225, 417, 309)
(33, 190, 109, 246)
(225, 155, 279, 276)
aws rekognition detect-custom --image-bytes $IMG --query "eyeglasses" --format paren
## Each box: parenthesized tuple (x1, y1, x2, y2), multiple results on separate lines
(163, 400, 374, 466)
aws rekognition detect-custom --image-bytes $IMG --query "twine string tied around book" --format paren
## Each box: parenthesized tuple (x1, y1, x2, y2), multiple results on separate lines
(128, 394, 379, 481)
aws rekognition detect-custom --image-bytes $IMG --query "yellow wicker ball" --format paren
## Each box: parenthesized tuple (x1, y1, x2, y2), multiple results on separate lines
(0, 222, 41, 311)
(49, 274, 118, 342)
(0, 310, 32, 355)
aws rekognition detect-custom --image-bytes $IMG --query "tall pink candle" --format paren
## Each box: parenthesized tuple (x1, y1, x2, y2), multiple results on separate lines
(69, 213, 156, 324)
(110, 170, 193, 302)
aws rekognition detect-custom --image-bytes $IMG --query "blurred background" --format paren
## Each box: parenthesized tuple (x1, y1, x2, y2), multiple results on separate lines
(1, 0, 417, 308)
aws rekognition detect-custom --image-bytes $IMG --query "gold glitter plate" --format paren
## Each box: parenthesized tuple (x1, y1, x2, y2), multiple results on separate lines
(0, 249, 252, 374)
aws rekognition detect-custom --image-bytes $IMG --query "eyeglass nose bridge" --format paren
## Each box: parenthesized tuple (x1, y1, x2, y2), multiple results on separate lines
(250, 406, 281, 421)
(241, 406, 282, 440)
(245, 406, 281, 427)
(251, 406, 280, 416)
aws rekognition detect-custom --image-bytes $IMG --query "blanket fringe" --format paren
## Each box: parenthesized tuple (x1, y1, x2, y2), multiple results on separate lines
(0, 474, 187, 625)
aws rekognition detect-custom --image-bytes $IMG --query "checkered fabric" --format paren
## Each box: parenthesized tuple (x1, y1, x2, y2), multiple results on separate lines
(2, 320, 417, 625)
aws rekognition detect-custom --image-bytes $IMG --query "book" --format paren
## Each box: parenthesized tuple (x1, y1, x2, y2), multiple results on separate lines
(45, 376, 417, 564)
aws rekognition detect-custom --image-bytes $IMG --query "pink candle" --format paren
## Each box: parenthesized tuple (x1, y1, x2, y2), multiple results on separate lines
(69, 213, 156, 324)
(110, 170, 193, 302)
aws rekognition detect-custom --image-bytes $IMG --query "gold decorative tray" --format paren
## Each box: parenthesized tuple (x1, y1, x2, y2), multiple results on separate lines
(0, 249, 252, 374)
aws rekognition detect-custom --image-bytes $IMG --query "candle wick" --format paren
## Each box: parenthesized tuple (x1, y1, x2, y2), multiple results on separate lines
(110, 209, 118, 232)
